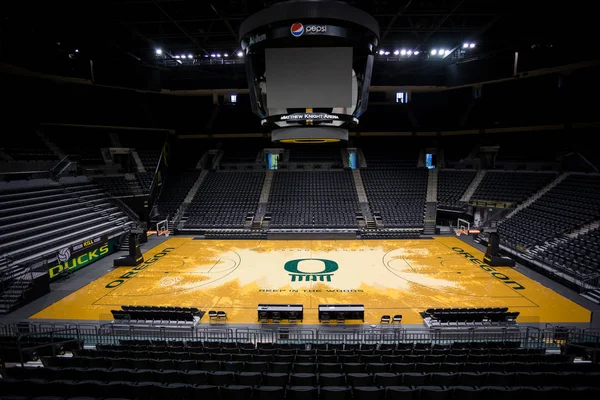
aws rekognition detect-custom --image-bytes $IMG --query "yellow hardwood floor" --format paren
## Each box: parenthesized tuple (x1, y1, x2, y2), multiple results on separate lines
(31, 237, 591, 324)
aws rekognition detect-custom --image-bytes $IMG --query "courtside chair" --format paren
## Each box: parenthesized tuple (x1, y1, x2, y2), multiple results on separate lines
(380, 315, 391, 324)
(392, 315, 403, 324)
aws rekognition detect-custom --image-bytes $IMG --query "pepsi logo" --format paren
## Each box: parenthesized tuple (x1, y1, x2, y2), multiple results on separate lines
(290, 22, 304, 37)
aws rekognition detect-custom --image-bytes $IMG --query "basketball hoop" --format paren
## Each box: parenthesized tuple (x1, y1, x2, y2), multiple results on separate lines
(453, 218, 481, 237)
(454, 228, 481, 237)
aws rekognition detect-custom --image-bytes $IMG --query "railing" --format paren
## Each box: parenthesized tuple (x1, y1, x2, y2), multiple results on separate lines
(2, 322, 598, 350)
(50, 155, 77, 179)
(146, 140, 169, 216)
(109, 195, 140, 225)
(580, 274, 600, 292)
(13, 327, 84, 366)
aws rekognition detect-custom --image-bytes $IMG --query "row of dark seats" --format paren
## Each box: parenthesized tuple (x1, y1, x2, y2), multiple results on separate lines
(0, 336, 82, 345)
(42, 358, 589, 373)
(71, 351, 566, 363)
(111, 310, 196, 322)
(0, 338, 83, 362)
(115, 340, 525, 350)
(429, 312, 519, 323)
(121, 305, 201, 314)
(6, 367, 600, 387)
(3, 379, 598, 400)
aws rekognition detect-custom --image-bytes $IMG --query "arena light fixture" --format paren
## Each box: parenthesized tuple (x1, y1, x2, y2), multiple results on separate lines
(174, 55, 180, 59)
(407, 50, 412, 55)
(210, 53, 216, 57)
(414, 50, 420, 55)
(187, 54, 193, 59)
(378, 50, 385, 55)
(393, 50, 400, 55)
(75, 49, 79, 53)
(384, 51, 390, 55)
(469, 43, 475, 48)
(431, 49, 437, 55)
(400, 49, 407, 56)
(224, 53, 229, 57)
(237, 51, 243, 57)
(217, 53, 221, 57)
(463, 43, 469, 48)
(444, 49, 451, 56)
(155, 49, 162, 55)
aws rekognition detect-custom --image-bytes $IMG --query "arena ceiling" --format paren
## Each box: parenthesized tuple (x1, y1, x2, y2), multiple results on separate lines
(0, 0, 596, 88)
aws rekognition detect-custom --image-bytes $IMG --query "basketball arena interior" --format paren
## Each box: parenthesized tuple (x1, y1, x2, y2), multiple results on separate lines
(0, 0, 599, 398)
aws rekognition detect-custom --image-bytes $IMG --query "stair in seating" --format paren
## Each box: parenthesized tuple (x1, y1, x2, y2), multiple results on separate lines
(426, 168, 438, 202)
(130, 150, 146, 173)
(0, 274, 34, 314)
(581, 289, 600, 305)
(460, 169, 486, 202)
(423, 202, 437, 235)
(503, 172, 570, 221)
(251, 219, 262, 231)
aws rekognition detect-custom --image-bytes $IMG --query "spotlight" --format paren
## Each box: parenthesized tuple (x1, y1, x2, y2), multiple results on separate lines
(210, 53, 216, 57)
(431, 49, 437, 55)
(180, 54, 186, 59)
(155, 49, 162, 55)
(378, 50, 385, 55)
(174, 55, 180, 59)
(393, 50, 400, 55)
(400, 49, 406, 56)
(469, 43, 475, 48)
(407, 50, 412, 55)
(204, 54, 209, 58)
(187, 54, 193, 59)
(463, 43, 469, 48)
(237, 51, 243, 57)
(216, 53, 221, 57)
(438, 49, 445, 56)
(414, 50, 420, 55)
(444, 50, 450, 55)
(384, 51, 390, 55)
(75, 49, 79, 53)
(224, 53, 229, 57)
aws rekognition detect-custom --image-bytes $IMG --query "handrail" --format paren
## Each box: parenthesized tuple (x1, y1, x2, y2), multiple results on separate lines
(110, 195, 140, 225)
(1, 322, 597, 348)
(50, 155, 71, 174)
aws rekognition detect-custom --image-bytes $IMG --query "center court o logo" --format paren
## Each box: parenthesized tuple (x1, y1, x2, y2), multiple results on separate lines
(284, 258, 338, 282)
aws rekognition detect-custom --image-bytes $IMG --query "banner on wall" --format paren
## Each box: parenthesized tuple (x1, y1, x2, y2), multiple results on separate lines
(48, 236, 121, 280)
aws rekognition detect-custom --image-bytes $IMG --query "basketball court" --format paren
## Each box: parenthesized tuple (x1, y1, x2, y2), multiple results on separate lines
(31, 237, 591, 324)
